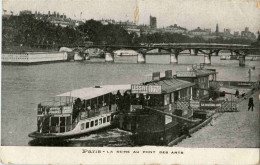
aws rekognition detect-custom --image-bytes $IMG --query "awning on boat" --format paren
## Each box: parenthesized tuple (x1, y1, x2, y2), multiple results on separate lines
(56, 84, 131, 100)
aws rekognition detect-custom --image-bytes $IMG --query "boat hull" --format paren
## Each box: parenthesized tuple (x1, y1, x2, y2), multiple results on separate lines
(29, 124, 114, 140)
(131, 123, 181, 146)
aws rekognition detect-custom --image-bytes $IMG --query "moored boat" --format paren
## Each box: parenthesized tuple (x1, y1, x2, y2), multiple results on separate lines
(113, 67, 218, 145)
(28, 85, 131, 140)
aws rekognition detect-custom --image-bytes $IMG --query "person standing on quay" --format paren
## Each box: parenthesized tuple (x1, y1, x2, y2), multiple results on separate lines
(235, 89, 239, 98)
(248, 97, 254, 111)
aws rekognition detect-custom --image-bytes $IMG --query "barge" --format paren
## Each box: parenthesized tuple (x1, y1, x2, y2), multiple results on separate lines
(2, 52, 68, 64)
(113, 67, 217, 145)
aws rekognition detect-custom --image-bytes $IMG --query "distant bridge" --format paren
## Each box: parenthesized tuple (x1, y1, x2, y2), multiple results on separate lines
(34, 43, 260, 66)
(80, 43, 260, 66)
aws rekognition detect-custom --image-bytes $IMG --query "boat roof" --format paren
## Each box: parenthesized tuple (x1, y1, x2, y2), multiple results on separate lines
(57, 84, 131, 100)
(147, 78, 195, 93)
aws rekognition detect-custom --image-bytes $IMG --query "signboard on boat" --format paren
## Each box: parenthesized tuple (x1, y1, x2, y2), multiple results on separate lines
(131, 84, 162, 94)
(190, 100, 200, 109)
(200, 101, 222, 110)
(176, 71, 196, 77)
(62, 106, 72, 114)
(49, 107, 61, 114)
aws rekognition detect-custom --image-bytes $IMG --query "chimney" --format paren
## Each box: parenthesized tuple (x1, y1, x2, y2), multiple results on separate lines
(152, 72, 160, 81)
(165, 70, 172, 79)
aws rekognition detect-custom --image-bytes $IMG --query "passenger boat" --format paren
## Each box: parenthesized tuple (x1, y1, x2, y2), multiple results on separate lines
(28, 85, 131, 140)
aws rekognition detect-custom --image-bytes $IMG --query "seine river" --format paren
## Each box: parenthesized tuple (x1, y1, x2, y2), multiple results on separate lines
(1, 56, 259, 146)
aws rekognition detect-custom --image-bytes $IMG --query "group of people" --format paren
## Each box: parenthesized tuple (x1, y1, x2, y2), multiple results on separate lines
(116, 91, 152, 112)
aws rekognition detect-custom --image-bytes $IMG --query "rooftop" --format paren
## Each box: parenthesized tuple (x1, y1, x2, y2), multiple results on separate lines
(146, 78, 195, 93)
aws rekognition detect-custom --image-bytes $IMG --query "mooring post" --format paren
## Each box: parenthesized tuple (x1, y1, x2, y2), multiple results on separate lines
(171, 49, 179, 64)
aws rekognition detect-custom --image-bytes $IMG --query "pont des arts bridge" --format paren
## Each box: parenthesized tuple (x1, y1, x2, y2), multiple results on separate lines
(59, 43, 260, 66)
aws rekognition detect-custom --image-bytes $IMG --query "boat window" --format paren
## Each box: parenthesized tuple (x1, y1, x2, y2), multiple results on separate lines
(110, 93, 116, 104)
(37, 117, 43, 132)
(171, 93, 174, 103)
(66, 116, 71, 126)
(86, 100, 91, 110)
(99, 118, 102, 125)
(91, 98, 97, 109)
(81, 123, 84, 130)
(95, 119, 98, 126)
(174, 92, 179, 102)
(104, 94, 109, 106)
(103, 117, 106, 123)
(164, 94, 170, 105)
(86, 99, 91, 106)
(98, 96, 103, 108)
(51, 117, 59, 126)
(60, 117, 65, 126)
(86, 122, 89, 128)
(150, 95, 163, 106)
(90, 121, 94, 127)
(187, 87, 191, 98)
(107, 116, 111, 122)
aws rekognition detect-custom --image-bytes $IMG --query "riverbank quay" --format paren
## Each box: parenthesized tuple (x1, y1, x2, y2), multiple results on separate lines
(175, 90, 259, 148)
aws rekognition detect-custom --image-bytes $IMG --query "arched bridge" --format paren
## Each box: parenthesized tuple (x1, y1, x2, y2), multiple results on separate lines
(57, 43, 260, 66)
(80, 43, 260, 66)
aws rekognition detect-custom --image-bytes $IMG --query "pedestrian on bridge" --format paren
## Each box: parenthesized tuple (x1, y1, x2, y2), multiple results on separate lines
(248, 97, 254, 111)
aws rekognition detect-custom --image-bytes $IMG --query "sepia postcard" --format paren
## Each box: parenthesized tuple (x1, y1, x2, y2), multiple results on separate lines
(1, 0, 260, 164)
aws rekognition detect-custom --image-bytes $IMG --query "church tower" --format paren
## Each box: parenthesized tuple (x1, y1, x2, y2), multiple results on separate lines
(216, 24, 219, 33)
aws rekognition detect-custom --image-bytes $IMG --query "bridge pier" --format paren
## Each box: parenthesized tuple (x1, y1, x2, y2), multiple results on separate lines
(105, 52, 114, 62)
(234, 50, 249, 67)
(239, 56, 246, 67)
(204, 54, 211, 65)
(170, 54, 178, 63)
(137, 53, 145, 63)
(171, 49, 182, 64)
(199, 50, 213, 65)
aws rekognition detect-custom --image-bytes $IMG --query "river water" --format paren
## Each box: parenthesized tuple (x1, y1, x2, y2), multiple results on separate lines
(1, 56, 259, 146)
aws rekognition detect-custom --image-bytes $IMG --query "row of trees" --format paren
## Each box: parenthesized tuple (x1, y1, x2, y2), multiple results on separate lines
(2, 15, 136, 49)
(77, 20, 137, 45)
(2, 15, 259, 51)
(2, 15, 83, 47)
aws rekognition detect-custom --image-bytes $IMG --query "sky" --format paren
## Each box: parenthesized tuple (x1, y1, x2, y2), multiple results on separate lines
(2, 0, 260, 34)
